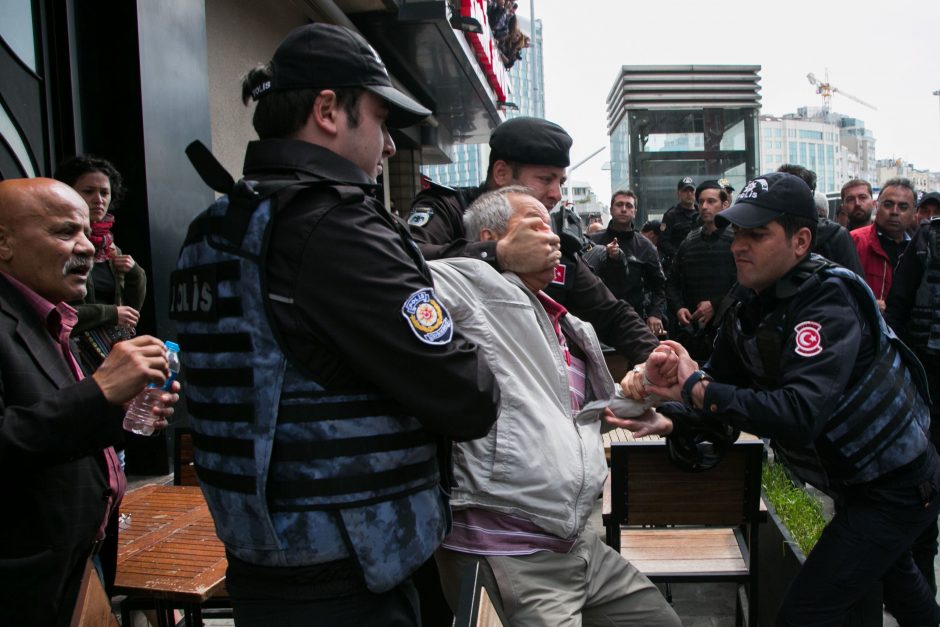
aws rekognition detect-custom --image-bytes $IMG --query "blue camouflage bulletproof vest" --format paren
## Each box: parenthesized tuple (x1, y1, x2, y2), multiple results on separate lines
(726, 256, 931, 493)
(910, 219, 940, 356)
(169, 180, 444, 593)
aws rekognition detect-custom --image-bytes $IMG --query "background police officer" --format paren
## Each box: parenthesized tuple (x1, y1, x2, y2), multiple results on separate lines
(409, 117, 658, 367)
(173, 24, 500, 626)
(657, 176, 699, 274)
(625, 172, 940, 626)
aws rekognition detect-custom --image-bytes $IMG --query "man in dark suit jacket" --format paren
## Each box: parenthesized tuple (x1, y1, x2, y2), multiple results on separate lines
(0, 178, 179, 626)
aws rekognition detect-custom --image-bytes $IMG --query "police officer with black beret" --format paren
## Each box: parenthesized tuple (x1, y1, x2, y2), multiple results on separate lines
(409, 117, 658, 367)
(625, 172, 940, 626)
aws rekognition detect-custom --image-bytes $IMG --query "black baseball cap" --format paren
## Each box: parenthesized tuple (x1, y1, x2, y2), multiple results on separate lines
(918, 191, 940, 208)
(489, 117, 572, 168)
(641, 219, 661, 233)
(718, 178, 734, 192)
(677, 176, 695, 191)
(252, 23, 431, 128)
(715, 172, 816, 228)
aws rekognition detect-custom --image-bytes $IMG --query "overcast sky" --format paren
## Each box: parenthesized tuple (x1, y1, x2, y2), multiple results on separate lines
(522, 0, 940, 205)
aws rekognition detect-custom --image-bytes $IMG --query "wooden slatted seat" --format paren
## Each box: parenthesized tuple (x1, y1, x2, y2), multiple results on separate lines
(453, 563, 505, 627)
(605, 438, 764, 627)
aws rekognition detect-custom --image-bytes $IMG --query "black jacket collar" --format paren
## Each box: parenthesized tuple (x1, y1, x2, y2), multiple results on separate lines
(242, 139, 380, 190)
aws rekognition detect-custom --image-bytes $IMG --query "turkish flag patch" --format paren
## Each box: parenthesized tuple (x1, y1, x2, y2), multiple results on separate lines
(794, 321, 823, 357)
(552, 264, 567, 286)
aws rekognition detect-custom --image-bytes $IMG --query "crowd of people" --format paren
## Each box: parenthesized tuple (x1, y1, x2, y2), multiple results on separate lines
(3, 20, 940, 627)
(486, 0, 530, 69)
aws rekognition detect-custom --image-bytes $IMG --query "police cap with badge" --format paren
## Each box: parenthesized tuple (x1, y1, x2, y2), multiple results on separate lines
(677, 176, 696, 191)
(251, 22, 431, 128)
(174, 23, 432, 323)
(715, 171, 817, 229)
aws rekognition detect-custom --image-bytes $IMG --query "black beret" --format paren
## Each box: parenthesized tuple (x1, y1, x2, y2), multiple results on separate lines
(695, 180, 726, 200)
(489, 117, 572, 168)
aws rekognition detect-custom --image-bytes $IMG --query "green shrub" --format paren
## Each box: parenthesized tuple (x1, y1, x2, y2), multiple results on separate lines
(761, 461, 829, 556)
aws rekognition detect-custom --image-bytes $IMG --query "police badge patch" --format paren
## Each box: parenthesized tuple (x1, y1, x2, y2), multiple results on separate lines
(402, 288, 453, 345)
(407, 207, 433, 227)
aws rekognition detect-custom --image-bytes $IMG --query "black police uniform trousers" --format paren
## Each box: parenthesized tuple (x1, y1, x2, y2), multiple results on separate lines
(778, 451, 940, 627)
(230, 580, 421, 627)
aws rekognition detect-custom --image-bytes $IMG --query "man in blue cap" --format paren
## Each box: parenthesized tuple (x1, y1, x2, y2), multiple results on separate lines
(624, 172, 940, 626)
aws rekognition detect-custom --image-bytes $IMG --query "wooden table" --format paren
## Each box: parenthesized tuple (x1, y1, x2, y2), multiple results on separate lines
(115, 484, 227, 627)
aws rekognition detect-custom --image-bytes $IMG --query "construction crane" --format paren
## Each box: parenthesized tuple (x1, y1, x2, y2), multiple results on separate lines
(807, 71, 877, 113)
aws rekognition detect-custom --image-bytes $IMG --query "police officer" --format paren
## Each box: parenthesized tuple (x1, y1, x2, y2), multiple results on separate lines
(627, 172, 940, 626)
(409, 117, 658, 366)
(664, 180, 736, 361)
(171, 24, 500, 626)
(658, 176, 699, 274)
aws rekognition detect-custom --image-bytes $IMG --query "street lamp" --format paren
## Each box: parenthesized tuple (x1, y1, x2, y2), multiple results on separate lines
(565, 145, 607, 205)
(934, 90, 940, 127)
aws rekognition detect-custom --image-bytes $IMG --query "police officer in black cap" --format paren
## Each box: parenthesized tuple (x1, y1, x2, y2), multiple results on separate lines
(409, 117, 658, 366)
(658, 176, 699, 275)
(172, 23, 500, 626)
(624, 172, 940, 626)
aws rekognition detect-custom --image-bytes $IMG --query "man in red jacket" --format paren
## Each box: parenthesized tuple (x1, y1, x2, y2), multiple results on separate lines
(850, 177, 916, 311)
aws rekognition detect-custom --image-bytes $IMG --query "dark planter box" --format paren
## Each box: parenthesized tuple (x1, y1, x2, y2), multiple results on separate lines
(758, 492, 882, 626)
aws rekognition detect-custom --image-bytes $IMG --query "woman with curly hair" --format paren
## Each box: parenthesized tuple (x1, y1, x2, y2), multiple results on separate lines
(54, 156, 147, 372)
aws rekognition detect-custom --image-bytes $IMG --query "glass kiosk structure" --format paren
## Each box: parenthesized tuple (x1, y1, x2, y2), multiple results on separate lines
(607, 65, 762, 222)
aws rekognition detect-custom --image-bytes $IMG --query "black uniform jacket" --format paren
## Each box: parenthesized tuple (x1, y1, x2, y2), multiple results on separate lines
(245, 140, 500, 441)
(702, 262, 875, 444)
(587, 223, 666, 319)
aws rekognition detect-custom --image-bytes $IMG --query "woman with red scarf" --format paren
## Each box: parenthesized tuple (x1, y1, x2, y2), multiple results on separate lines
(54, 156, 147, 368)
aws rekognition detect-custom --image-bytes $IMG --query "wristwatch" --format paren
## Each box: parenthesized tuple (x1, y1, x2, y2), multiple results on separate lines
(681, 370, 712, 408)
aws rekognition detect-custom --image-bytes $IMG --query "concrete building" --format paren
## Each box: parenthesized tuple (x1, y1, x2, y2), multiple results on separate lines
(561, 180, 607, 224)
(876, 159, 931, 191)
(758, 114, 845, 193)
(758, 107, 879, 193)
(606, 65, 762, 223)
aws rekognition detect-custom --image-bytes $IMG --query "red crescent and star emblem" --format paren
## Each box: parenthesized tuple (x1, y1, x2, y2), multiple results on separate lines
(794, 321, 822, 357)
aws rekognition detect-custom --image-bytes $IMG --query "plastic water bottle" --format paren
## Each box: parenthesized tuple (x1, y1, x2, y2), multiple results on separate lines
(123, 340, 180, 436)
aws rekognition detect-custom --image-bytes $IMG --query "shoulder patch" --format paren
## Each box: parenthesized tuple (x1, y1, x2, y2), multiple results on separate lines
(794, 321, 823, 357)
(402, 288, 453, 345)
(552, 264, 567, 286)
(408, 207, 433, 227)
(659, 222, 668, 232)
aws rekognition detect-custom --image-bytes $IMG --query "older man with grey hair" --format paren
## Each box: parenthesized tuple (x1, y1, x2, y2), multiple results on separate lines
(428, 187, 680, 627)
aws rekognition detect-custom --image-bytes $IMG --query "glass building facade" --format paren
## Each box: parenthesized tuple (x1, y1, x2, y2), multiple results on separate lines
(758, 110, 878, 193)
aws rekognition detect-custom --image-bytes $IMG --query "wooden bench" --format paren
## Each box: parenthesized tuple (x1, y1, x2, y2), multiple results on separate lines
(452, 563, 505, 627)
(605, 437, 764, 627)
